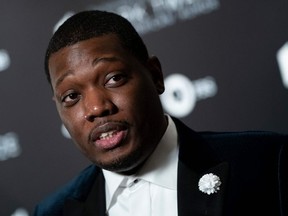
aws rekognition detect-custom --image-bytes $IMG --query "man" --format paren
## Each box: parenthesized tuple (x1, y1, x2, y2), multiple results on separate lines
(33, 10, 288, 216)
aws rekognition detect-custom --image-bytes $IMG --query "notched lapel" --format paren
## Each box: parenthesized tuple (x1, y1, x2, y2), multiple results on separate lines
(63, 198, 85, 216)
(174, 117, 229, 215)
(63, 169, 106, 216)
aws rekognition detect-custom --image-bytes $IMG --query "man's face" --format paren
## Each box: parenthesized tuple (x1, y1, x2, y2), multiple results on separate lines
(48, 35, 167, 174)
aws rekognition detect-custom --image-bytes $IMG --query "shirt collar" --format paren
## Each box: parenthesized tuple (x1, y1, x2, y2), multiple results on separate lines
(103, 115, 178, 206)
(136, 115, 178, 189)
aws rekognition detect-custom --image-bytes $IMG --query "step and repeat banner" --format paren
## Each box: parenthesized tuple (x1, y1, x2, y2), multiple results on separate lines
(1, 0, 288, 215)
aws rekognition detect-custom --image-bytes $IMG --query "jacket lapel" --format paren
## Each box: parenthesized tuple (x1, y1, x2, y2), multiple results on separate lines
(63, 166, 106, 216)
(178, 161, 228, 216)
(174, 118, 229, 216)
(63, 198, 85, 216)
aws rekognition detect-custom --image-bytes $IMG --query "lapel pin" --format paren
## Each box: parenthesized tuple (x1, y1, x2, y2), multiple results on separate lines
(198, 173, 221, 195)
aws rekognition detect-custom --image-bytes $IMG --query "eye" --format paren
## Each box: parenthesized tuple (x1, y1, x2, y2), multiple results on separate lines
(105, 73, 128, 88)
(61, 92, 80, 106)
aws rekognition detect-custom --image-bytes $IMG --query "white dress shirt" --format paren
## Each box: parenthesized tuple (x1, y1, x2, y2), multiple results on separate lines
(103, 115, 179, 216)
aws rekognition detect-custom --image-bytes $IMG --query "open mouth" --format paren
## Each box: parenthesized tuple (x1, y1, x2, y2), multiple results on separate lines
(90, 122, 129, 150)
(99, 131, 117, 140)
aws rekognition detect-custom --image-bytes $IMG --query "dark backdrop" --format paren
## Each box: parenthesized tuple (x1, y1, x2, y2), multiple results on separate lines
(0, 0, 287, 215)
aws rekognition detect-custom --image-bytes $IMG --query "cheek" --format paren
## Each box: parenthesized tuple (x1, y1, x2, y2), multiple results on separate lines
(119, 87, 158, 131)
(113, 86, 148, 114)
(58, 107, 85, 138)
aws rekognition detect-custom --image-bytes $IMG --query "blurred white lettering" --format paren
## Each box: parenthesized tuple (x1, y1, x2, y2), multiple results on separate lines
(277, 41, 288, 89)
(88, 0, 220, 34)
(0, 132, 21, 161)
(11, 208, 29, 216)
(0, 49, 10, 72)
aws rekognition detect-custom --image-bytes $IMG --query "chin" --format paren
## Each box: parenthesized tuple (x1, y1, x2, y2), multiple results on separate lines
(96, 150, 144, 174)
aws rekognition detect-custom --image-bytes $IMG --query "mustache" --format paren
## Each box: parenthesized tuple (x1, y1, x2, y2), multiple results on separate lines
(88, 119, 130, 142)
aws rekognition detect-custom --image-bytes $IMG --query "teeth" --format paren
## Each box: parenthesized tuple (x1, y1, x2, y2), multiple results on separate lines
(99, 131, 115, 140)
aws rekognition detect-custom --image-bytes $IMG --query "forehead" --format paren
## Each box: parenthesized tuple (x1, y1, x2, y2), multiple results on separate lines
(49, 35, 132, 73)
(49, 34, 127, 62)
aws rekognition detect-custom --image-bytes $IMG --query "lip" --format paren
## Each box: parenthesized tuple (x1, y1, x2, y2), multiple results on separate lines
(89, 121, 129, 150)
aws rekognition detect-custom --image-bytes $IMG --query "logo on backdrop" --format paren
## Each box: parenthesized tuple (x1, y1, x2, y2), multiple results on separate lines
(160, 74, 217, 118)
(0, 49, 10, 72)
(61, 124, 71, 139)
(276, 41, 288, 89)
(0, 132, 21, 161)
(11, 208, 29, 216)
(88, 0, 220, 35)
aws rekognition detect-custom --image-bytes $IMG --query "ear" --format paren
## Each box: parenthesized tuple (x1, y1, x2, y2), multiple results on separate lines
(146, 56, 165, 94)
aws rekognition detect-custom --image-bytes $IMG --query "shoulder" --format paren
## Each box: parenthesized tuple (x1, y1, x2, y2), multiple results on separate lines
(199, 130, 288, 154)
(198, 131, 288, 169)
(200, 130, 288, 146)
(32, 164, 100, 216)
(173, 116, 287, 146)
(173, 116, 288, 158)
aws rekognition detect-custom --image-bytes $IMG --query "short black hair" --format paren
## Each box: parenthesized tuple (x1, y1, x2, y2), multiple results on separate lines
(44, 10, 149, 84)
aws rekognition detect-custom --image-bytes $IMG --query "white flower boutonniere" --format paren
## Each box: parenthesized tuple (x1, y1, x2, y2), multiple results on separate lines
(198, 173, 221, 195)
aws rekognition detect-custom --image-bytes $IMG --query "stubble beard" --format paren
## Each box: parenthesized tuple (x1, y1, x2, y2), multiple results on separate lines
(94, 146, 146, 175)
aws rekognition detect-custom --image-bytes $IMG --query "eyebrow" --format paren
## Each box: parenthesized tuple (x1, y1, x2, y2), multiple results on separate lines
(54, 70, 74, 89)
(92, 56, 120, 66)
(54, 56, 122, 89)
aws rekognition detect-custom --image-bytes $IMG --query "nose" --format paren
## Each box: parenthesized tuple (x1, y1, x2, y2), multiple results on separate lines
(84, 89, 117, 122)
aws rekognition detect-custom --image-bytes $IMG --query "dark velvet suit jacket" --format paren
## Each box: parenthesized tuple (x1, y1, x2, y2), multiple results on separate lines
(33, 118, 288, 216)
